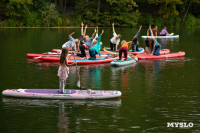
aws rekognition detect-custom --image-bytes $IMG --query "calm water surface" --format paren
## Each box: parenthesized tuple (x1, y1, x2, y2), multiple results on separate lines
(0, 27, 200, 132)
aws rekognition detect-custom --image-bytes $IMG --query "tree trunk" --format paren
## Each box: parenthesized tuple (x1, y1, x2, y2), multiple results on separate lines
(63, 0, 67, 14)
(97, 0, 101, 15)
(58, 0, 64, 13)
(181, 0, 191, 26)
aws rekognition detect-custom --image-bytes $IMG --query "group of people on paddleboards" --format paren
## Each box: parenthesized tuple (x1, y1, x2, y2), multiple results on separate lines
(57, 23, 172, 93)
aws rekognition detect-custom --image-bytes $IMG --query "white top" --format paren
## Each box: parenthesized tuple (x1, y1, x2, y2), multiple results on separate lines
(110, 32, 120, 45)
(92, 33, 99, 43)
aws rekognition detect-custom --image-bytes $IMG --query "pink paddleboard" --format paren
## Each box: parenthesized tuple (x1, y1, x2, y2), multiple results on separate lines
(2, 89, 121, 99)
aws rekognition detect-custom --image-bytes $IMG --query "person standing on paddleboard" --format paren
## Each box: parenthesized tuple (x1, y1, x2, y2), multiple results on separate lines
(89, 30, 104, 60)
(110, 23, 121, 51)
(145, 25, 151, 53)
(132, 25, 142, 52)
(58, 48, 76, 93)
(62, 32, 80, 55)
(152, 25, 158, 37)
(119, 41, 132, 61)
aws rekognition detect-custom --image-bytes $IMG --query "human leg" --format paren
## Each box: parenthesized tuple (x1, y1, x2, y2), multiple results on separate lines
(59, 78, 66, 93)
(153, 45, 161, 55)
(123, 47, 128, 60)
(110, 41, 113, 51)
(79, 45, 86, 57)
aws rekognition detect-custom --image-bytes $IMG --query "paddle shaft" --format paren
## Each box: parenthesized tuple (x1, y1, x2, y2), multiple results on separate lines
(73, 54, 81, 89)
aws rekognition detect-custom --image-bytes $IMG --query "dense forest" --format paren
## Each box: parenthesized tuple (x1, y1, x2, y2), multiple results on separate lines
(0, 0, 199, 27)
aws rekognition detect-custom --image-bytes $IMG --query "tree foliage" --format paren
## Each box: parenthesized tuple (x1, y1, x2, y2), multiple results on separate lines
(0, 0, 199, 27)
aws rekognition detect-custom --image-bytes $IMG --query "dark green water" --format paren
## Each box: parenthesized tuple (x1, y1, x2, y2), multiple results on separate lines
(0, 27, 200, 132)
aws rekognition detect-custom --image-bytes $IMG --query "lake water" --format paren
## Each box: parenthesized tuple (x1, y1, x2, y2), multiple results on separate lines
(0, 27, 200, 132)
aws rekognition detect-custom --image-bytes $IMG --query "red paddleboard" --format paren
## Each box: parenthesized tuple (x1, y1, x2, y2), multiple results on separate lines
(136, 51, 185, 60)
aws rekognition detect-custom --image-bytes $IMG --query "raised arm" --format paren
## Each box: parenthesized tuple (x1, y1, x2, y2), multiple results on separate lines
(112, 23, 115, 33)
(91, 29, 96, 39)
(83, 25, 87, 36)
(100, 29, 104, 36)
(96, 26, 98, 34)
(147, 25, 151, 38)
(150, 26, 155, 40)
(69, 32, 75, 37)
(133, 25, 142, 38)
(81, 22, 84, 36)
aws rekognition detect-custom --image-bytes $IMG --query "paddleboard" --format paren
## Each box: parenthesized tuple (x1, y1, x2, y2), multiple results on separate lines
(111, 56, 138, 67)
(141, 35, 179, 38)
(136, 51, 185, 60)
(2, 89, 122, 99)
(128, 48, 144, 55)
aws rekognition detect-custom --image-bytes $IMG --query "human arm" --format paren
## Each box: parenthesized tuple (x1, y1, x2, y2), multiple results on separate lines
(147, 25, 150, 38)
(112, 23, 115, 33)
(65, 58, 76, 66)
(100, 29, 104, 36)
(96, 26, 98, 34)
(83, 25, 87, 36)
(150, 26, 155, 40)
(91, 29, 96, 39)
(94, 26, 98, 38)
(81, 22, 84, 36)
(69, 32, 75, 37)
(133, 25, 142, 38)
(97, 30, 103, 44)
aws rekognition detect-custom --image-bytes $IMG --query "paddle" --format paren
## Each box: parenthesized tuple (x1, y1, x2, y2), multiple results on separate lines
(73, 54, 81, 89)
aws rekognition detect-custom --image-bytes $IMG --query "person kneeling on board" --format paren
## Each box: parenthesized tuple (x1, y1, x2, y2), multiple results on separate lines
(88, 30, 104, 60)
(118, 40, 132, 61)
(149, 26, 166, 55)
(58, 48, 76, 93)
(79, 28, 97, 58)
(62, 32, 80, 55)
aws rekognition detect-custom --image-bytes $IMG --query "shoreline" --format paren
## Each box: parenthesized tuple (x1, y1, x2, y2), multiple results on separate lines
(0, 26, 200, 29)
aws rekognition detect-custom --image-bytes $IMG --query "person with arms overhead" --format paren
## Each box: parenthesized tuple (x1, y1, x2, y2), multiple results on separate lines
(62, 32, 80, 55)
(110, 23, 121, 51)
(89, 30, 104, 60)
(132, 25, 142, 52)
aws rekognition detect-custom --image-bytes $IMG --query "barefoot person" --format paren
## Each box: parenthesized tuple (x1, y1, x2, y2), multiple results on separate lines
(152, 25, 158, 37)
(145, 26, 150, 53)
(132, 25, 142, 52)
(89, 30, 104, 60)
(110, 23, 121, 51)
(149, 26, 166, 55)
(58, 48, 75, 93)
(62, 32, 80, 55)
(119, 41, 132, 61)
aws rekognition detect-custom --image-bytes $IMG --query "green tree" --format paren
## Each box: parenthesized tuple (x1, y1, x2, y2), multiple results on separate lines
(180, 0, 200, 25)
(41, 3, 60, 26)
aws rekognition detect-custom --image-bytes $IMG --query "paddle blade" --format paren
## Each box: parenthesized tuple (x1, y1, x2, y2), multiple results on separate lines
(77, 79, 81, 88)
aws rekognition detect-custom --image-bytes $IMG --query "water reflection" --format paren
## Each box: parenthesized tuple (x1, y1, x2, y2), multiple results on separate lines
(2, 98, 121, 133)
(138, 59, 185, 89)
(111, 63, 137, 89)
